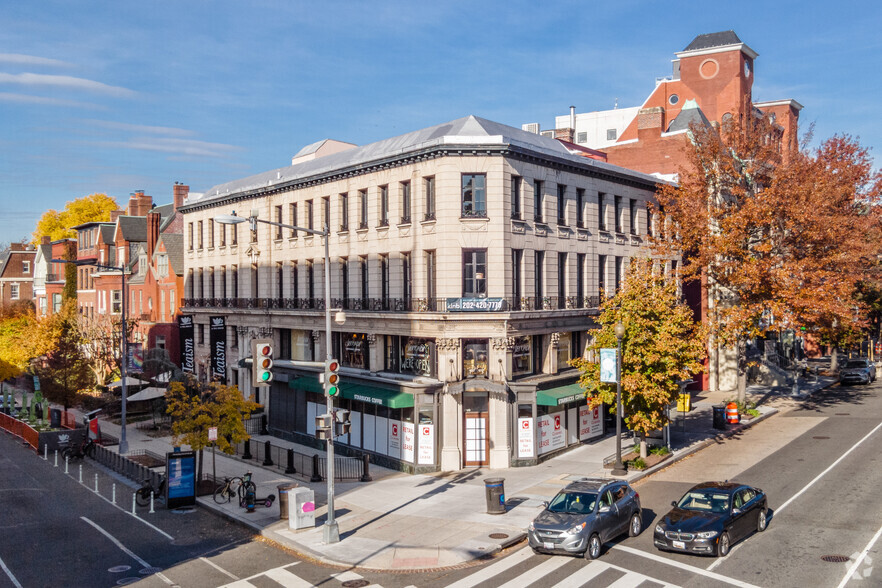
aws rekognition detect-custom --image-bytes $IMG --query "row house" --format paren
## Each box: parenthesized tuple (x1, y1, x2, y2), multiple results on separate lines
(0, 243, 36, 308)
(33, 237, 76, 316)
(181, 116, 671, 473)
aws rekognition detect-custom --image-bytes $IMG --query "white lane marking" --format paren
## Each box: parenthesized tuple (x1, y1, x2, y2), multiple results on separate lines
(611, 544, 761, 588)
(445, 546, 534, 588)
(265, 566, 313, 587)
(496, 554, 570, 588)
(606, 572, 649, 588)
(0, 555, 23, 588)
(199, 556, 238, 580)
(709, 419, 882, 572)
(331, 570, 365, 582)
(836, 520, 882, 588)
(219, 562, 301, 588)
(80, 516, 174, 585)
(605, 561, 682, 588)
(70, 473, 174, 541)
(550, 561, 610, 587)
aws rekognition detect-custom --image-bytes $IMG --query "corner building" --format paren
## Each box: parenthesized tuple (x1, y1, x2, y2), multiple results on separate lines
(180, 116, 664, 473)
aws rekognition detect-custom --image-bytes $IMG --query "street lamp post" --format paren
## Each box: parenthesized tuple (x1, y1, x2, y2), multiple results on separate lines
(611, 320, 627, 477)
(53, 258, 130, 454)
(215, 210, 342, 543)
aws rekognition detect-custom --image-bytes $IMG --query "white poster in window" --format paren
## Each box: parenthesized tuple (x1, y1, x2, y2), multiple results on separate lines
(402, 422, 415, 463)
(388, 420, 401, 459)
(579, 405, 603, 441)
(418, 423, 434, 465)
(517, 417, 534, 458)
(537, 413, 566, 456)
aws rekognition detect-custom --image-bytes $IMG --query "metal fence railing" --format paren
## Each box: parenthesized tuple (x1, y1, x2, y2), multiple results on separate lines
(232, 438, 369, 482)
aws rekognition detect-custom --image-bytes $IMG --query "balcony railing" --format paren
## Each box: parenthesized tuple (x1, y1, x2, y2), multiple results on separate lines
(182, 295, 602, 313)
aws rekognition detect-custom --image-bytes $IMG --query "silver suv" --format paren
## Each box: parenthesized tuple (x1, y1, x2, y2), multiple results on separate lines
(839, 358, 876, 385)
(527, 478, 642, 559)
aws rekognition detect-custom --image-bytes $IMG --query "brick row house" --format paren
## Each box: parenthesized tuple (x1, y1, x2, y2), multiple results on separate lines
(0, 243, 36, 309)
(33, 237, 76, 316)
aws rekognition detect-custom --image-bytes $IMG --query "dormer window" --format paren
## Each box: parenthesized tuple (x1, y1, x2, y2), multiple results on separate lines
(22, 260, 30, 274)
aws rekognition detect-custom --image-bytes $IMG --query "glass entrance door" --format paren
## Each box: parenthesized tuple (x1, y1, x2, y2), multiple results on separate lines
(463, 392, 489, 467)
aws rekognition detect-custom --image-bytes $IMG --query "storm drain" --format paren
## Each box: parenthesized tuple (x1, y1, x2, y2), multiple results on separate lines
(341, 580, 370, 588)
(812, 436, 831, 440)
(489, 533, 510, 540)
(835, 413, 850, 416)
(821, 555, 850, 563)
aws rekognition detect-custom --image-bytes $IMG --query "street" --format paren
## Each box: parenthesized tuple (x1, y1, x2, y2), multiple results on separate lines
(2, 379, 880, 588)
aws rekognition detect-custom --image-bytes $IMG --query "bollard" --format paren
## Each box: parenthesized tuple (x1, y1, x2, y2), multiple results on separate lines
(149, 492, 155, 514)
(112, 484, 116, 504)
(361, 453, 373, 482)
(243, 440, 252, 460)
(285, 448, 296, 474)
(44, 445, 48, 460)
(78, 464, 83, 484)
(310, 454, 322, 482)
(94, 473, 99, 493)
(132, 494, 137, 515)
(64, 456, 69, 474)
(263, 440, 274, 466)
(54, 450, 58, 468)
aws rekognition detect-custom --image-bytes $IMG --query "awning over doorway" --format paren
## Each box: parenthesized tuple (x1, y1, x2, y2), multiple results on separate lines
(536, 383, 585, 406)
(287, 375, 415, 409)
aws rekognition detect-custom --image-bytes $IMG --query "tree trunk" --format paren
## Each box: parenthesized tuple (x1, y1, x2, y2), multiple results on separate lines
(736, 339, 747, 406)
(831, 347, 839, 372)
(639, 436, 648, 459)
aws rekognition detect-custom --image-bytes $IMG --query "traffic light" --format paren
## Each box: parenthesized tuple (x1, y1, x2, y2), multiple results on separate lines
(335, 409, 351, 436)
(315, 414, 333, 440)
(251, 338, 274, 387)
(324, 358, 340, 396)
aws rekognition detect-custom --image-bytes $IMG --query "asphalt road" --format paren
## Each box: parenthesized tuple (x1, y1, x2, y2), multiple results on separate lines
(3, 379, 880, 588)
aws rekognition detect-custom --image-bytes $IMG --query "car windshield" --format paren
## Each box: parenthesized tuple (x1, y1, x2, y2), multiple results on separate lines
(547, 491, 597, 514)
(845, 360, 868, 368)
(676, 490, 730, 513)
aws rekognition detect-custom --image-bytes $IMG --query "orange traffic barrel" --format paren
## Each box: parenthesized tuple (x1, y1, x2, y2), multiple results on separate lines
(726, 402, 740, 424)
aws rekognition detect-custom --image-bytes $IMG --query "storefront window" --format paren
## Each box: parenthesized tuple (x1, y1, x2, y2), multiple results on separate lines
(518, 403, 532, 418)
(419, 407, 434, 424)
(401, 337, 435, 377)
(512, 336, 532, 376)
(292, 329, 313, 361)
(463, 339, 489, 378)
(341, 332, 370, 370)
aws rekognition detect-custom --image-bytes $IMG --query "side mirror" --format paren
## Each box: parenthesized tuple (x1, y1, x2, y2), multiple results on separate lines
(732, 508, 742, 515)
(671, 501, 677, 508)
(599, 505, 611, 513)
(541, 501, 548, 509)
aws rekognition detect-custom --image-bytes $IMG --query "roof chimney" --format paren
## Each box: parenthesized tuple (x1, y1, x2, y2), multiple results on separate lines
(41, 236, 51, 245)
(173, 182, 189, 211)
(147, 210, 160, 261)
(570, 105, 576, 131)
(110, 210, 123, 222)
(127, 191, 153, 217)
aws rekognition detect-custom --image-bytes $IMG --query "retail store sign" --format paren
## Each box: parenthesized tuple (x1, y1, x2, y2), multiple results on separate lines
(402, 422, 415, 462)
(537, 414, 566, 456)
(517, 417, 534, 458)
(579, 405, 603, 441)
(446, 297, 506, 312)
(418, 424, 434, 464)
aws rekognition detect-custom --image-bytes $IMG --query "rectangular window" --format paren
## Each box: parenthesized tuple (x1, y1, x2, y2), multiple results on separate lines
(577, 131, 588, 143)
(22, 260, 30, 274)
(648, 209, 654, 237)
(512, 249, 522, 308)
(340, 193, 349, 231)
(290, 203, 298, 238)
(275, 205, 283, 239)
(231, 265, 238, 298)
(380, 254, 390, 306)
(231, 222, 238, 245)
(576, 253, 585, 307)
(607, 128, 617, 141)
(322, 196, 330, 231)
(615, 256, 623, 291)
(10, 284, 19, 300)
(557, 184, 566, 225)
(198, 268, 204, 298)
(615, 196, 623, 233)
(533, 180, 544, 223)
(279, 328, 292, 360)
(629, 199, 638, 235)
(461, 174, 487, 217)
(209, 269, 215, 299)
(576, 188, 585, 228)
(402, 252, 412, 301)
(424, 177, 435, 221)
(197, 220, 203, 250)
(400, 181, 411, 224)
(425, 250, 436, 304)
(307, 260, 315, 302)
(359, 189, 368, 229)
(511, 176, 522, 219)
(111, 289, 121, 314)
(188, 223, 194, 250)
(379, 185, 389, 226)
(277, 263, 284, 299)
(220, 266, 227, 299)
(558, 252, 567, 308)
(340, 258, 349, 305)
(598, 254, 606, 296)
(534, 251, 544, 305)
(220, 222, 226, 247)
(290, 261, 298, 300)
(462, 249, 487, 298)
(198, 324, 204, 344)
(250, 264, 258, 298)
(306, 200, 314, 231)
(360, 256, 369, 303)
(598, 193, 607, 231)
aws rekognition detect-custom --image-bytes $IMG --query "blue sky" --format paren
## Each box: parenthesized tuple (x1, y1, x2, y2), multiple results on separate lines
(2, 0, 880, 242)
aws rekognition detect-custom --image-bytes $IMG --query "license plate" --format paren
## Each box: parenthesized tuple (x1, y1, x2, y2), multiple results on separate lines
(543, 542, 554, 550)
(672, 540, 686, 550)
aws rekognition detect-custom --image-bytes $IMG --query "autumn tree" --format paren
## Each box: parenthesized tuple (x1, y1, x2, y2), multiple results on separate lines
(76, 313, 139, 388)
(571, 260, 706, 457)
(0, 301, 63, 382)
(34, 318, 93, 410)
(655, 114, 882, 401)
(32, 193, 119, 244)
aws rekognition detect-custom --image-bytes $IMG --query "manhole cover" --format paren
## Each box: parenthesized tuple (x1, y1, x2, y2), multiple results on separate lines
(821, 555, 850, 563)
(489, 533, 510, 539)
(341, 581, 370, 588)
(108, 566, 131, 573)
(813, 436, 830, 439)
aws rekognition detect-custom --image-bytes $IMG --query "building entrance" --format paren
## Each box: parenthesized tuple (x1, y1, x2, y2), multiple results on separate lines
(463, 392, 489, 467)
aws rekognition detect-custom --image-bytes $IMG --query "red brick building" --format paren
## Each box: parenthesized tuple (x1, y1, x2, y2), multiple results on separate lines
(0, 243, 36, 309)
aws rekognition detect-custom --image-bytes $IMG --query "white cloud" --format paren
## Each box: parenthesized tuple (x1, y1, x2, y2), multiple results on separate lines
(83, 119, 196, 137)
(0, 92, 102, 109)
(0, 72, 135, 97)
(95, 137, 242, 159)
(0, 53, 73, 68)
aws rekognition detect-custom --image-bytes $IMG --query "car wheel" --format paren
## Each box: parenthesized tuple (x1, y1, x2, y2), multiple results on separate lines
(757, 509, 768, 532)
(717, 532, 730, 557)
(585, 534, 602, 560)
(628, 512, 642, 537)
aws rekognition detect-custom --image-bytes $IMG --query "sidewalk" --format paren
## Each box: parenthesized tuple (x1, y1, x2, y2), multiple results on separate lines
(57, 374, 835, 571)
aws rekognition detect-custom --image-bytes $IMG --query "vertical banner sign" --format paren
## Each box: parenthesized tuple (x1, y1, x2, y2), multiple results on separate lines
(402, 422, 415, 463)
(209, 316, 226, 383)
(579, 405, 603, 441)
(418, 424, 434, 465)
(517, 417, 534, 458)
(389, 421, 401, 457)
(127, 343, 144, 371)
(599, 348, 618, 383)
(178, 315, 195, 373)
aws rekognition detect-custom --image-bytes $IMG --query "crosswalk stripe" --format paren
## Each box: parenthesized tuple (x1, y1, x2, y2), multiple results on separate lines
(264, 566, 313, 588)
(605, 562, 681, 588)
(445, 546, 535, 588)
(606, 573, 650, 588)
(549, 561, 611, 588)
(331, 571, 365, 582)
(496, 555, 571, 588)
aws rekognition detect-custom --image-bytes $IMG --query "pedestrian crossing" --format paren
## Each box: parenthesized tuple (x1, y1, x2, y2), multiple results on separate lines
(218, 547, 681, 588)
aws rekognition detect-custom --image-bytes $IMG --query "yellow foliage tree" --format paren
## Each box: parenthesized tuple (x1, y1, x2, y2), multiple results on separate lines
(0, 303, 65, 381)
(32, 193, 119, 244)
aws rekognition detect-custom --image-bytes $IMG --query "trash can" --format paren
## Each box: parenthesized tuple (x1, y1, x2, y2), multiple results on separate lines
(277, 483, 299, 520)
(49, 408, 61, 428)
(484, 477, 506, 514)
(712, 405, 728, 430)
(288, 487, 316, 530)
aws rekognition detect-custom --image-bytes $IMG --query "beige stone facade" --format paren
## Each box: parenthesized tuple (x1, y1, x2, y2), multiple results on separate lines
(180, 116, 663, 473)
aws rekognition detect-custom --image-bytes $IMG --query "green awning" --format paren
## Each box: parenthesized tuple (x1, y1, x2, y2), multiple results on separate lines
(537, 383, 586, 406)
(288, 375, 414, 409)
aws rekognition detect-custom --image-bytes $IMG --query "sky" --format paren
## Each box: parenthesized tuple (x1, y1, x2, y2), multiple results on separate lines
(2, 0, 881, 243)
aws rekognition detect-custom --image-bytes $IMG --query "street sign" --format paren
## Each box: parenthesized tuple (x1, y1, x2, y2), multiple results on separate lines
(208, 427, 218, 442)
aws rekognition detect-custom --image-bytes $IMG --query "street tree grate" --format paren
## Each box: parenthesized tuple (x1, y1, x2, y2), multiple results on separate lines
(812, 436, 831, 439)
(821, 555, 850, 563)
(489, 533, 510, 539)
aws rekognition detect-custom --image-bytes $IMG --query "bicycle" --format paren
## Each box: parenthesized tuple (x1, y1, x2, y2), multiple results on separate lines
(136, 475, 167, 506)
(213, 476, 243, 504)
(62, 437, 95, 462)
